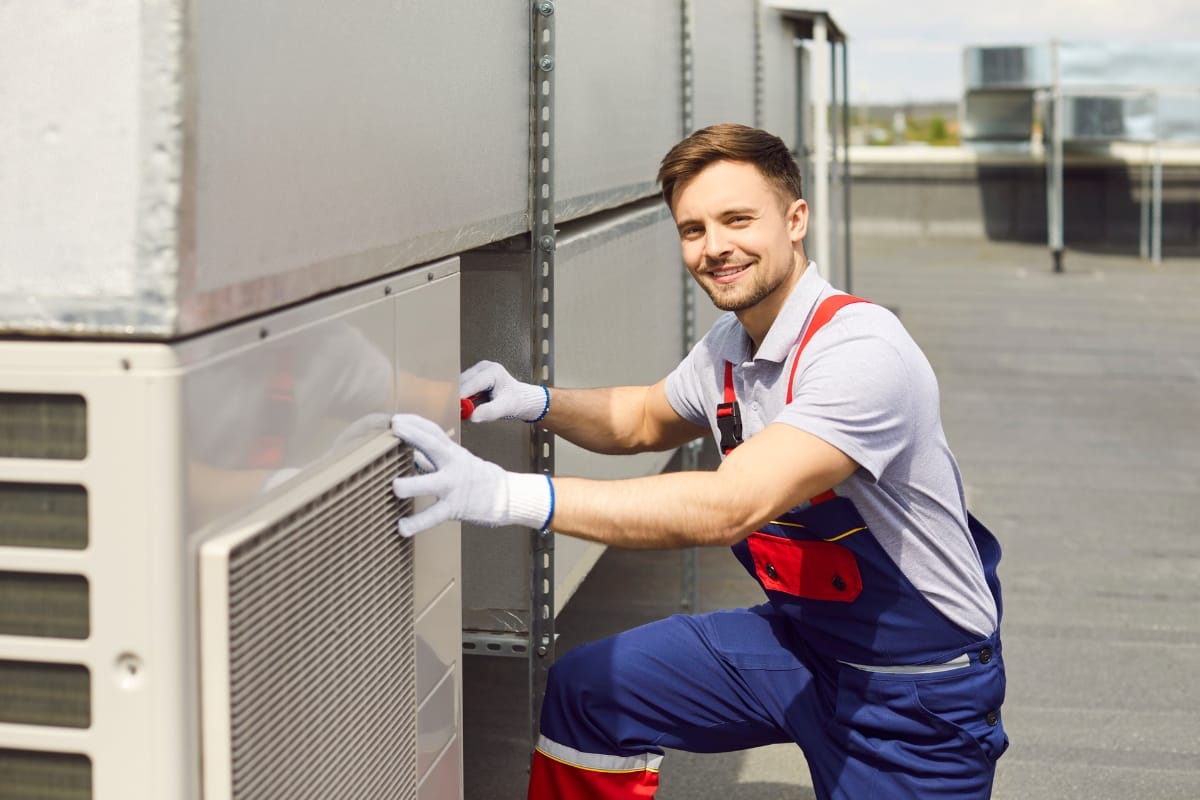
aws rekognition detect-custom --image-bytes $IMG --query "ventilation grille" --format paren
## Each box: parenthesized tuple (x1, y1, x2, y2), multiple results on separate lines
(0, 393, 86, 460)
(216, 444, 417, 800)
(0, 748, 92, 800)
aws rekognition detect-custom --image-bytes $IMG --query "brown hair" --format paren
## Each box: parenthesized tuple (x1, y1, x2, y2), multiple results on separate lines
(657, 123, 803, 211)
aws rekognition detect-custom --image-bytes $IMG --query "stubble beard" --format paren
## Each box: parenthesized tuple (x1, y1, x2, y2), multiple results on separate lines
(701, 266, 786, 312)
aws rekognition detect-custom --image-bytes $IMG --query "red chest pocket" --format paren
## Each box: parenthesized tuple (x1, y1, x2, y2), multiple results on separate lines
(746, 532, 863, 602)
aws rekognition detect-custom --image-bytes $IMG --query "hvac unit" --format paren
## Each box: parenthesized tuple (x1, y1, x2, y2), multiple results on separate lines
(0, 263, 463, 800)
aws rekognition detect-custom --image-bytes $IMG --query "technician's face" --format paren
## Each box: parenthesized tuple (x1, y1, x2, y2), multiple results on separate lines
(671, 160, 807, 313)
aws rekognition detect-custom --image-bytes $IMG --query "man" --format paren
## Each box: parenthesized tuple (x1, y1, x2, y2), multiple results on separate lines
(391, 123, 1008, 799)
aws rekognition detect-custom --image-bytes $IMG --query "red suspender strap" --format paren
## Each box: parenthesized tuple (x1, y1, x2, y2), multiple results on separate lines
(722, 361, 736, 404)
(787, 294, 870, 505)
(785, 294, 870, 404)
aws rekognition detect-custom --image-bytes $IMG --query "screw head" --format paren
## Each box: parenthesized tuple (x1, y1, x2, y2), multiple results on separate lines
(539, 55, 554, 72)
(539, 235, 555, 252)
(538, 1, 555, 17)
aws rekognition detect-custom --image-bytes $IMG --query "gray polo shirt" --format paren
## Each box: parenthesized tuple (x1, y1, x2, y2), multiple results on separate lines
(665, 264, 998, 638)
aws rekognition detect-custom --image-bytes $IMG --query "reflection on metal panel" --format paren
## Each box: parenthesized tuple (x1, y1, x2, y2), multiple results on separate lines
(555, 2, 682, 221)
(692, 0, 758, 129)
(180, 260, 459, 533)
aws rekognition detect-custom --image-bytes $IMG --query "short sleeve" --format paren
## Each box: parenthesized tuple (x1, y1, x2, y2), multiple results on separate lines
(664, 339, 712, 427)
(774, 318, 917, 481)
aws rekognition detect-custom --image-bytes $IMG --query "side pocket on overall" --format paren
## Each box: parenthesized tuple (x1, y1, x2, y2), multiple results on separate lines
(746, 532, 863, 602)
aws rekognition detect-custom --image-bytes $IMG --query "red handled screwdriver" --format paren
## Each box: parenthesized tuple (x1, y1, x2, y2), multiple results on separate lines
(459, 390, 493, 420)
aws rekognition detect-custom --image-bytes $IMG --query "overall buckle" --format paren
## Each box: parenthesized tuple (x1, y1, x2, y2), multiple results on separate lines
(716, 401, 743, 454)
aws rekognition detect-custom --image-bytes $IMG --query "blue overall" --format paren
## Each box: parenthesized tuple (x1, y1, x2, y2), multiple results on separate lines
(533, 297, 1008, 799)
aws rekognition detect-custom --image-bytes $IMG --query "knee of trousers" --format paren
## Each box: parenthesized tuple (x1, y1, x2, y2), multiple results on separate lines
(539, 643, 628, 754)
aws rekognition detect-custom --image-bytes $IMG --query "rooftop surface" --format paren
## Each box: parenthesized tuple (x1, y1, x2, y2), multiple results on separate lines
(465, 235, 1200, 799)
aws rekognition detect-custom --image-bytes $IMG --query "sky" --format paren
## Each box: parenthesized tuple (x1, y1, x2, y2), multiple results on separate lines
(815, 0, 1200, 104)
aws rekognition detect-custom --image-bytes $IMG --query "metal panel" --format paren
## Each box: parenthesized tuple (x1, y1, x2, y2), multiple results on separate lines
(1, 2, 527, 339)
(963, 45, 1050, 89)
(459, 249, 537, 627)
(554, 203, 683, 478)
(554, 2, 683, 221)
(692, 0, 758, 130)
(0, 0, 181, 337)
(963, 91, 1037, 141)
(183, 1, 528, 336)
(459, 202, 684, 626)
(759, 6, 800, 149)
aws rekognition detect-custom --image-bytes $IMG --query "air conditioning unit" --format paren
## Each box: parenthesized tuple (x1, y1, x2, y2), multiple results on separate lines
(0, 263, 463, 800)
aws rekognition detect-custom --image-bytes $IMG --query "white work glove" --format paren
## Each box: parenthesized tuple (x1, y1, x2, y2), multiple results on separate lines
(390, 414, 554, 537)
(460, 360, 550, 423)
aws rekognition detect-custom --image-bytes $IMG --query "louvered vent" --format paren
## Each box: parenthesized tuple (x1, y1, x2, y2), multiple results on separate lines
(201, 439, 417, 800)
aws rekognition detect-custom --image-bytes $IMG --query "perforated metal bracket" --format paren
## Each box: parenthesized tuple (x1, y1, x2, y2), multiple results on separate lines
(528, 0, 557, 750)
(679, 0, 700, 611)
(462, 632, 532, 658)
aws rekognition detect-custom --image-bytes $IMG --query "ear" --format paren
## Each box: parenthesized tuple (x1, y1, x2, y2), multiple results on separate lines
(786, 198, 809, 244)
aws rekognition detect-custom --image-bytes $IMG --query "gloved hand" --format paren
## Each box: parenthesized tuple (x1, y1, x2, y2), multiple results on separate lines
(460, 360, 550, 423)
(390, 413, 554, 537)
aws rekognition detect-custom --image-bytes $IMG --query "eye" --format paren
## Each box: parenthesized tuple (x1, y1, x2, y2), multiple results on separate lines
(680, 225, 704, 239)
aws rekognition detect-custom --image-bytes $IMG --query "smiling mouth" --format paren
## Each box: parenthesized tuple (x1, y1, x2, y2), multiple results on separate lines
(707, 263, 750, 283)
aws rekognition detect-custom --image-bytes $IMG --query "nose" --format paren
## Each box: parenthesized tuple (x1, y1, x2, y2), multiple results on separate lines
(703, 227, 732, 261)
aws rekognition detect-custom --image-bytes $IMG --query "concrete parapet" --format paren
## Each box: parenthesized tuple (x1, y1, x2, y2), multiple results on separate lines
(849, 145, 1200, 253)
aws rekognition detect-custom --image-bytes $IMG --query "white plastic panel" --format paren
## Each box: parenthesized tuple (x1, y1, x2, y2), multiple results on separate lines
(692, 0, 758, 130)
(0, 259, 464, 799)
(554, 1, 683, 220)
(418, 733, 463, 800)
(416, 669, 458, 779)
(416, 587, 461, 706)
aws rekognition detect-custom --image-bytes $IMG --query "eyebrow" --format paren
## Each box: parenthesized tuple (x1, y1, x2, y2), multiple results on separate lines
(675, 206, 760, 231)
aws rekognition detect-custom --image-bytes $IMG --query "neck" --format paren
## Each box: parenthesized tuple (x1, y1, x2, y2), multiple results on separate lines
(738, 255, 807, 352)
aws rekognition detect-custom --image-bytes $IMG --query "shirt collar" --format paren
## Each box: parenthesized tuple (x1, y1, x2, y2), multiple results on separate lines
(711, 262, 831, 365)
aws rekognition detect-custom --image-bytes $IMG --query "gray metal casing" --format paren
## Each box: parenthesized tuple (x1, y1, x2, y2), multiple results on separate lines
(460, 204, 683, 630)
(759, 6, 801, 150)
(554, 2, 683, 221)
(1, 2, 529, 338)
(963, 91, 1038, 141)
(964, 45, 1050, 90)
(691, 0, 759, 130)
